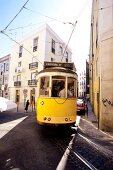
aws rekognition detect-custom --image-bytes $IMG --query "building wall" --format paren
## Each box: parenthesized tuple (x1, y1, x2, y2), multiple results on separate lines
(78, 70, 86, 97)
(46, 26, 72, 63)
(100, 31, 113, 131)
(89, 0, 113, 131)
(0, 54, 10, 98)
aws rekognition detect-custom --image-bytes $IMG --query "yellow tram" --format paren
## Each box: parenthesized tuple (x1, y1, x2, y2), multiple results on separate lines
(36, 62, 77, 126)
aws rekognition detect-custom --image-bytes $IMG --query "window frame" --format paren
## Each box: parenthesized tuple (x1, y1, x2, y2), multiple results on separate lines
(19, 45, 23, 58)
(51, 39, 55, 54)
(33, 37, 38, 52)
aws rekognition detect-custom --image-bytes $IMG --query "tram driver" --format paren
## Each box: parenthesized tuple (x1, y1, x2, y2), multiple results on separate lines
(59, 81, 65, 98)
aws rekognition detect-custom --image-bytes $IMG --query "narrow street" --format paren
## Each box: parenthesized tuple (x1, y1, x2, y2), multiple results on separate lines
(0, 111, 72, 170)
(0, 108, 113, 170)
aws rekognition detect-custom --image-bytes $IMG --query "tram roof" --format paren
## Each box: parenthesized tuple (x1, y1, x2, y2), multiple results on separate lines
(38, 67, 77, 75)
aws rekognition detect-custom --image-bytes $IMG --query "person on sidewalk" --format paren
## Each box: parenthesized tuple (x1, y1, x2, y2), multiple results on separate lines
(85, 103, 88, 117)
(25, 99, 30, 112)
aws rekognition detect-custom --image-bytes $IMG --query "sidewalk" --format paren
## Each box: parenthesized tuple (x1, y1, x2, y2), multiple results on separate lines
(79, 102, 113, 156)
(85, 102, 113, 136)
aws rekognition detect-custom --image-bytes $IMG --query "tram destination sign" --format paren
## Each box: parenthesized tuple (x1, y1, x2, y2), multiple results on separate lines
(44, 62, 74, 70)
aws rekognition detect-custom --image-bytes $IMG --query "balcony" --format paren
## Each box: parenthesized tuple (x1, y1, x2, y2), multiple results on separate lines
(14, 81, 21, 87)
(29, 62, 38, 69)
(28, 79, 37, 86)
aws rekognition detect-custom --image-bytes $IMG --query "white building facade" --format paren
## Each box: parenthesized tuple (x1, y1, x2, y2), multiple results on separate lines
(8, 24, 72, 109)
(78, 70, 86, 97)
(0, 54, 10, 98)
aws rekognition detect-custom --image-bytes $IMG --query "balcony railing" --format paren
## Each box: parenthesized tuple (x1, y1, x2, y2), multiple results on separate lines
(14, 81, 21, 87)
(28, 79, 37, 86)
(29, 62, 38, 69)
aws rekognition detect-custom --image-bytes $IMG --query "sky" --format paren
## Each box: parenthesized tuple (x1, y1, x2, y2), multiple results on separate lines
(0, 0, 92, 74)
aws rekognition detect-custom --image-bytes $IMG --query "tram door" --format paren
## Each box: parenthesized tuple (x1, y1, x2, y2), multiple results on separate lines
(15, 90, 20, 104)
(30, 88, 35, 110)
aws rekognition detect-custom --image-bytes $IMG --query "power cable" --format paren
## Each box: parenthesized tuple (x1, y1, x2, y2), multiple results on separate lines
(7, 19, 71, 32)
(1, 30, 43, 66)
(61, 0, 90, 62)
(61, 21, 77, 62)
(24, 7, 66, 24)
(3, 0, 30, 31)
(1, 0, 90, 67)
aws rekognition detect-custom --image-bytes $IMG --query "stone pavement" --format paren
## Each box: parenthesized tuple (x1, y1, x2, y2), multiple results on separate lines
(79, 102, 113, 157)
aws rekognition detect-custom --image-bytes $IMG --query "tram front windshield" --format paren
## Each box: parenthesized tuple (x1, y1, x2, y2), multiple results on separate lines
(39, 76, 76, 98)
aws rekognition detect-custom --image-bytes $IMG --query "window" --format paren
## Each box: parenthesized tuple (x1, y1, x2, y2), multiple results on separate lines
(6, 63, 9, 71)
(4, 76, 8, 84)
(39, 76, 49, 96)
(17, 75, 21, 81)
(33, 37, 38, 52)
(67, 78, 76, 97)
(59, 46, 63, 55)
(51, 58, 55, 62)
(19, 45, 23, 57)
(65, 52, 68, 62)
(18, 61, 21, 67)
(0, 64, 4, 73)
(51, 39, 55, 54)
(31, 72, 36, 80)
(13, 76, 16, 81)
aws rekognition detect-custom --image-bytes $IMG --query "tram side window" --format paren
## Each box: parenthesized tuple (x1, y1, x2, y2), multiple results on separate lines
(39, 76, 49, 97)
(67, 78, 76, 97)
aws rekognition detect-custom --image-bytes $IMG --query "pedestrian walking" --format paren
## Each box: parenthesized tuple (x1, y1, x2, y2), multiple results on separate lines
(85, 103, 88, 117)
(25, 99, 30, 112)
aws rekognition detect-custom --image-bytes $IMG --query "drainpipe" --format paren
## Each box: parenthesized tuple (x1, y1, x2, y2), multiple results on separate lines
(91, 22, 94, 111)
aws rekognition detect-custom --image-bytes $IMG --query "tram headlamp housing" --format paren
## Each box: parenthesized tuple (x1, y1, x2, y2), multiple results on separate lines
(40, 101, 44, 105)
(44, 117, 47, 120)
(65, 118, 68, 121)
(48, 118, 51, 121)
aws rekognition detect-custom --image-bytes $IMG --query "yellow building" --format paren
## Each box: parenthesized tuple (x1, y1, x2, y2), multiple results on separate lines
(8, 24, 72, 111)
(89, 0, 113, 132)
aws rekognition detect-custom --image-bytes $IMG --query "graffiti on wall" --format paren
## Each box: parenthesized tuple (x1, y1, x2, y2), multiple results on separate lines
(102, 99, 113, 107)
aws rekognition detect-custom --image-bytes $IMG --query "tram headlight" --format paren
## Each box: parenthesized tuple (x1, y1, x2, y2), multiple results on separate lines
(40, 101, 44, 105)
(44, 117, 47, 120)
(69, 118, 72, 121)
(65, 118, 68, 121)
(48, 117, 51, 121)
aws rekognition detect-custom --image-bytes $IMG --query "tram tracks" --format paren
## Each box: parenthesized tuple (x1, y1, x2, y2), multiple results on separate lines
(49, 126, 113, 170)
(78, 132, 113, 157)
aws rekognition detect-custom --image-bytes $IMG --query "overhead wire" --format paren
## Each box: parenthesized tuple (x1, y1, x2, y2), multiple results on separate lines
(3, 0, 30, 31)
(4, 3, 111, 32)
(1, 31, 43, 66)
(61, 0, 90, 62)
(1, 0, 90, 67)
(6, 20, 54, 32)
(24, 6, 67, 24)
